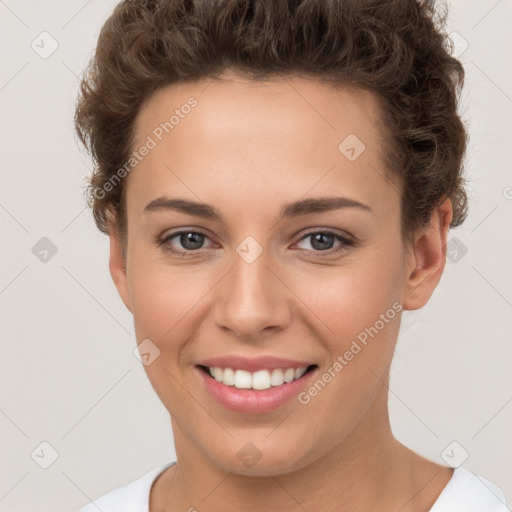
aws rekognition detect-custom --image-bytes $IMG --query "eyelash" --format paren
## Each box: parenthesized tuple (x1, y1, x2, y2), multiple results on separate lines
(156, 229, 355, 257)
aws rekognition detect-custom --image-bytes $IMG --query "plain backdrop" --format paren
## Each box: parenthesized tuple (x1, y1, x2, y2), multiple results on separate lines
(0, 1, 511, 511)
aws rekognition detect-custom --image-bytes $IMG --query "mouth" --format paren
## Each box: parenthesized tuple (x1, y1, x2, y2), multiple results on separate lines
(194, 358, 319, 414)
(198, 364, 317, 391)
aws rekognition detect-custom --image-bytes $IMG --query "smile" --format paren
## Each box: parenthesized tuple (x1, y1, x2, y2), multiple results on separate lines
(195, 357, 318, 413)
(203, 365, 313, 390)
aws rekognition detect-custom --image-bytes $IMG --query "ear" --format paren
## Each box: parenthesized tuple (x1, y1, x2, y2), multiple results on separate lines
(402, 197, 453, 311)
(108, 223, 133, 313)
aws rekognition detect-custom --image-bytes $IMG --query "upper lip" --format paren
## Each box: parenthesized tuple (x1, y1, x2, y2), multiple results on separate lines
(197, 355, 315, 372)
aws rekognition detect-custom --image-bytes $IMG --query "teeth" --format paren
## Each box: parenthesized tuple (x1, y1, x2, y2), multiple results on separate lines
(270, 369, 284, 386)
(206, 366, 310, 390)
(283, 368, 295, 383)
(234, 370, 252, 389)
(213, 367, 223, 382)
(295, 367, 307, 379)
(223, 367, 235, 386)
(252, 370, 271, 390)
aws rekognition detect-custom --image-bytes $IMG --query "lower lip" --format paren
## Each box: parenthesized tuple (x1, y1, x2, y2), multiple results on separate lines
(196, 367, 317, 414)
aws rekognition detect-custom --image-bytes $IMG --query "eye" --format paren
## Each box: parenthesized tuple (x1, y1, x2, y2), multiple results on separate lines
(157, 230, 214, 254)
(156, 228, 354, 257)
(294, 230, 353, 253)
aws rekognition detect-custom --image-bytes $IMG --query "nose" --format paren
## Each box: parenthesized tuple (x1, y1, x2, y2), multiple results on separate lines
(213, 247, 292, 342)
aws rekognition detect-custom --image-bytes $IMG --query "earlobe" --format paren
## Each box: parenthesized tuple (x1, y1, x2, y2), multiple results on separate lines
(108, 224, 132, 313)
(402, 198, 453, 311)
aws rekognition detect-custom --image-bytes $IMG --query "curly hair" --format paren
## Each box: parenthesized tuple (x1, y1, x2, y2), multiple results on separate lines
(75, 0, 468, 246)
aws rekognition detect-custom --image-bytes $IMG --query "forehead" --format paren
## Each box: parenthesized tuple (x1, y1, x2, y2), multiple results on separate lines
(128, 72, 398, 219)
(135, 71, 383, 148)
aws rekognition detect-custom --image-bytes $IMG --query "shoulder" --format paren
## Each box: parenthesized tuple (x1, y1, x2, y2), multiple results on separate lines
(430, 468, 509, 512)
(77, 461, 176, 512)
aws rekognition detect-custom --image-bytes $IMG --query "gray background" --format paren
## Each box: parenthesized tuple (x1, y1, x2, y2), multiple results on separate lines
(0, 1, 511, 510)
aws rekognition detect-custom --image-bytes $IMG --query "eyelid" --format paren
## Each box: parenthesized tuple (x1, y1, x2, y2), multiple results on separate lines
(290, 226, 354, 248)
(291, 228, 354, 253)
(296, 227, 353, 242)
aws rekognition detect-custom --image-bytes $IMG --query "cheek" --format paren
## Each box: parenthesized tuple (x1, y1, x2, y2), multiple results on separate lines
(127, 257, 209, 343)
(288, 260, 404, 439)
(292, 255, 404, 349)
(126, 261, 212, 409)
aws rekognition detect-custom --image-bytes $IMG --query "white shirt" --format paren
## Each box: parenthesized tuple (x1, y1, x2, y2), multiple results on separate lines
(78, 462, 510, 512)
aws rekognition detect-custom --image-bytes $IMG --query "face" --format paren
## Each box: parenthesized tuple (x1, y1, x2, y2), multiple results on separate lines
(109, 70, 448, 476)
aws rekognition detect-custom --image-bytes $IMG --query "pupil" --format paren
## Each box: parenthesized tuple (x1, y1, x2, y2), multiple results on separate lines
(311, 233, 333, 251)
(182, 232, 204, 250)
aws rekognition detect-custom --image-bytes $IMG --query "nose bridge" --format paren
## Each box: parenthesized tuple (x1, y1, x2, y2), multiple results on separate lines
(213, 240, 290, 339)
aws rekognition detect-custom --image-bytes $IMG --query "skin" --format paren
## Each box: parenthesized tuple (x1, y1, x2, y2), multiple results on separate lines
(109, 70, 454, 511)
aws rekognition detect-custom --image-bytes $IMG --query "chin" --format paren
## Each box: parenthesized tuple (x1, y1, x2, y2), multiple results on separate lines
(203, 437, 313, 477)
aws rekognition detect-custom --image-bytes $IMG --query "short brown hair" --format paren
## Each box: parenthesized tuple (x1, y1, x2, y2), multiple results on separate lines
(75, 0, 468, 246)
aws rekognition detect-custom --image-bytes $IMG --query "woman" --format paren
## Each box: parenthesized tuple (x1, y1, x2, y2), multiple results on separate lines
(75, 0, 509, 510)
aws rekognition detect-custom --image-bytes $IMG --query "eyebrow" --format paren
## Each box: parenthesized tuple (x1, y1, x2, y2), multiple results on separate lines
(144, 196, 372, 221)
